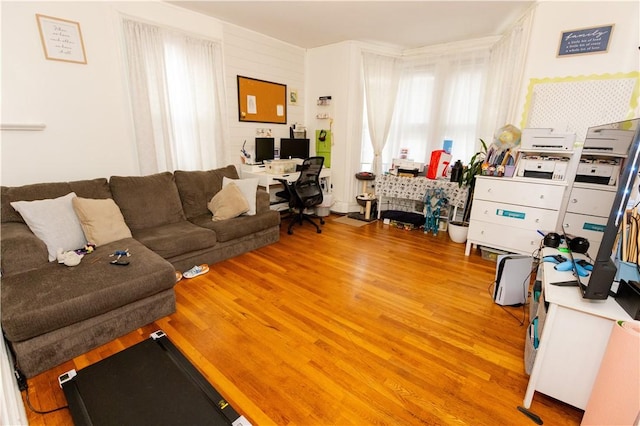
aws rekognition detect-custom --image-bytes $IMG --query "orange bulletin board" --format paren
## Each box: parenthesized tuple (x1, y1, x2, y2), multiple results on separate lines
(237, 75, 287, 124)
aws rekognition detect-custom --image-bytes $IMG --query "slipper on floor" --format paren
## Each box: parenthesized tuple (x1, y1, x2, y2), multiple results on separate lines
(183, 264, 209, 279)
(175, 271, 183, 282)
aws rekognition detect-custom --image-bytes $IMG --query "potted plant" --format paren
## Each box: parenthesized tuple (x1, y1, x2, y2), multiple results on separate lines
(447, 139, 488, 243)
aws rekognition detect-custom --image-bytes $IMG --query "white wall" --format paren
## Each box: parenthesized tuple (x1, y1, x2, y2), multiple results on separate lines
(2, 1, 135, 186)
(221, 22, 305, 166)
(0, 1, 304, 187)
(3, 1, 637, 196)
(306, 42, 366, 213)
(514, 0, 640, 125)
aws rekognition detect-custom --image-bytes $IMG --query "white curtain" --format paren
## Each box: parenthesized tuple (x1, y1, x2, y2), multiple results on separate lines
(362, 52, 401, 175)
(481, 5, 536, 137)
(122, 18, 227, 175)
(382, 45, 491, 167)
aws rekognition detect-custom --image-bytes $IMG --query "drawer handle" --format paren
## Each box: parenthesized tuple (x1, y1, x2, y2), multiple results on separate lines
(539, 195, 544, 199)
(535, 218, 540, 223)
(572, 199, 578, 203)
(484, 210, 488, 214)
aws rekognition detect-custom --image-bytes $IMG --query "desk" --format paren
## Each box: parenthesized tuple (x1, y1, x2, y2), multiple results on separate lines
(374, 175, 468, 219)
(524, 248, 632, 410)
(241, 167, 331, 194)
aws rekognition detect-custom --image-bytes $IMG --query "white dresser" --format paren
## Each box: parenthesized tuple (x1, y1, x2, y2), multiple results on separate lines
(465, 176, 568, 256)
(562, 184, 617, 259)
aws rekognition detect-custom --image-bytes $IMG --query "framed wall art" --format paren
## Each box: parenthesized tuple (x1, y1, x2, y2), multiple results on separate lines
(237, 76, 287, 124)
(557, 24, 614, 57)
(36, 14, 87, 64)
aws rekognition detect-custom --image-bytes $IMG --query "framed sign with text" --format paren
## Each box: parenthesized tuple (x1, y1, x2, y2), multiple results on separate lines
(36, 14, 87, 64)
(558, 24, 614, 57)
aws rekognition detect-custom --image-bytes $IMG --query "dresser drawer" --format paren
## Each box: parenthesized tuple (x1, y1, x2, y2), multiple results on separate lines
(474, 177, 566, 209)
(562, 212, 607, 239)
(566, 187, 616, 217)
(470, 199, 559, 231)
(468, 221, 543, 254)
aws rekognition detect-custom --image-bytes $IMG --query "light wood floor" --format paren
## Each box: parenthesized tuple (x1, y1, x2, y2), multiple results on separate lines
(23, 214, 583, 425)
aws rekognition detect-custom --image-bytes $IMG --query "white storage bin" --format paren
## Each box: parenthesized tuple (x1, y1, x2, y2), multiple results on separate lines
(316, 193, 334, 217)
(266, 159, 296, 174)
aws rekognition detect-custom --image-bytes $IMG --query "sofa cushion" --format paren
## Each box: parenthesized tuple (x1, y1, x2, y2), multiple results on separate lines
(174, 165, 239, 220)
(190, 210, 280, 243)
(132, 221, 216, 259)
(10, 193, 87, 262)
(1, 238, 175, 342)
(72, 197, 133, 245)
(0, 222, 49, 276)
(207, 182, 249, 221)
(109, 172, 186, 231)
(2, 178, 112, 224)
(223, 177, 259, 216)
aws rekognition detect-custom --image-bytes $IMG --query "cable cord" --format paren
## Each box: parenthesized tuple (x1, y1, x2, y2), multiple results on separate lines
(14, 365, 69, 415)
(24, 389, 69, 415)
(487, 279, 527, 326)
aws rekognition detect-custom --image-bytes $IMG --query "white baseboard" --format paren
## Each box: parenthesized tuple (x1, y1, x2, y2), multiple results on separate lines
(1, 339, 27, 425)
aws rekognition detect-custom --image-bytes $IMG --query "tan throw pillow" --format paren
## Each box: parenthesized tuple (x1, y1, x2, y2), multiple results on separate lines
(72, 197, 132, 245)
(207, 182, 249, 221)
(222, 177, 259, 215)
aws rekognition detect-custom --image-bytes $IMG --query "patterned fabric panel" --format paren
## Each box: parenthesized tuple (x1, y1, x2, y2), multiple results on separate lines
(374, 175, 468, 208)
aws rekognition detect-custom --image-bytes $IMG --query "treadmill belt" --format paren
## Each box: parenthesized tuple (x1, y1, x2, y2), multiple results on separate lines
(60, 331, 248, 426)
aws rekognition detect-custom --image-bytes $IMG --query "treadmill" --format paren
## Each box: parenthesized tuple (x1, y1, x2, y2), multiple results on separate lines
(59, 330, 251, 426)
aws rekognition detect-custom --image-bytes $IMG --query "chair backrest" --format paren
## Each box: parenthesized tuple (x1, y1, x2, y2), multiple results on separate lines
(294, 157, 324, 207)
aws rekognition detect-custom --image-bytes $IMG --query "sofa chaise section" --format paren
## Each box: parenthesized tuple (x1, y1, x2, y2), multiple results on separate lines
(1, 178, 176, 377)
(2, 238, 176, 377)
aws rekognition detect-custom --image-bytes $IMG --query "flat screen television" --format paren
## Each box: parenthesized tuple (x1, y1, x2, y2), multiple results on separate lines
(255, 137, 275, 163)
(279, 138, 309, 160)
(566, 118, 640, 299)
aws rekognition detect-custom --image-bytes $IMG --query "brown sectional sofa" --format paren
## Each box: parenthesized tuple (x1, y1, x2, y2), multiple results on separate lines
(1, 165, 280, 377)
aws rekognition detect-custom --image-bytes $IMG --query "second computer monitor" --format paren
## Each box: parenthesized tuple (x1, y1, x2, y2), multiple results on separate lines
(280, 138, 309, 160)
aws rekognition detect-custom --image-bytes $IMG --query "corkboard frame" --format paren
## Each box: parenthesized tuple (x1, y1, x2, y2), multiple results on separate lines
(237, 75, 287, 124)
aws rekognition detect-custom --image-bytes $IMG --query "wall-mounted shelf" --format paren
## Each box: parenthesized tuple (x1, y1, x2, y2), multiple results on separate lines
(1, 123, 46, 131)
(316, 96, 332, 119)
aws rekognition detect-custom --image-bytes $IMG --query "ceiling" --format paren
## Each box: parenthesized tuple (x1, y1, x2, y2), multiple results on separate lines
(167, 1, 535, 50)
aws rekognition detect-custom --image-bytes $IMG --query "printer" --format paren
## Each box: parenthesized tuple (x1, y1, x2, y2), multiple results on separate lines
(515, 154, 570, 180)
(521, 128, 576, 151)
(575, 158, 621, 185)
(583, 128, 634, 155)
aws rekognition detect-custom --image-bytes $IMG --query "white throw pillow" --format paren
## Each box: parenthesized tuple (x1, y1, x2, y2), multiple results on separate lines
(11, 192, 87, 261)
(222, 177, 259, 216)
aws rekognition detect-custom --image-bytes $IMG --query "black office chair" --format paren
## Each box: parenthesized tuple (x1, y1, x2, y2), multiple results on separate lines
(275, 156, 325, 234)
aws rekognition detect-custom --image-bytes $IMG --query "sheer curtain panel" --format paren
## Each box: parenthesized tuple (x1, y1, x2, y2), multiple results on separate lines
(482, 5, 535, 137)
(362, 52, 401, 175)
(122, 19, 227, 175)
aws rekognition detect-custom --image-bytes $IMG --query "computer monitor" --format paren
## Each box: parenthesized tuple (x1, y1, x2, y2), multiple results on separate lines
(280, 138, 310, 159)
(255, 137, 275, 163)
